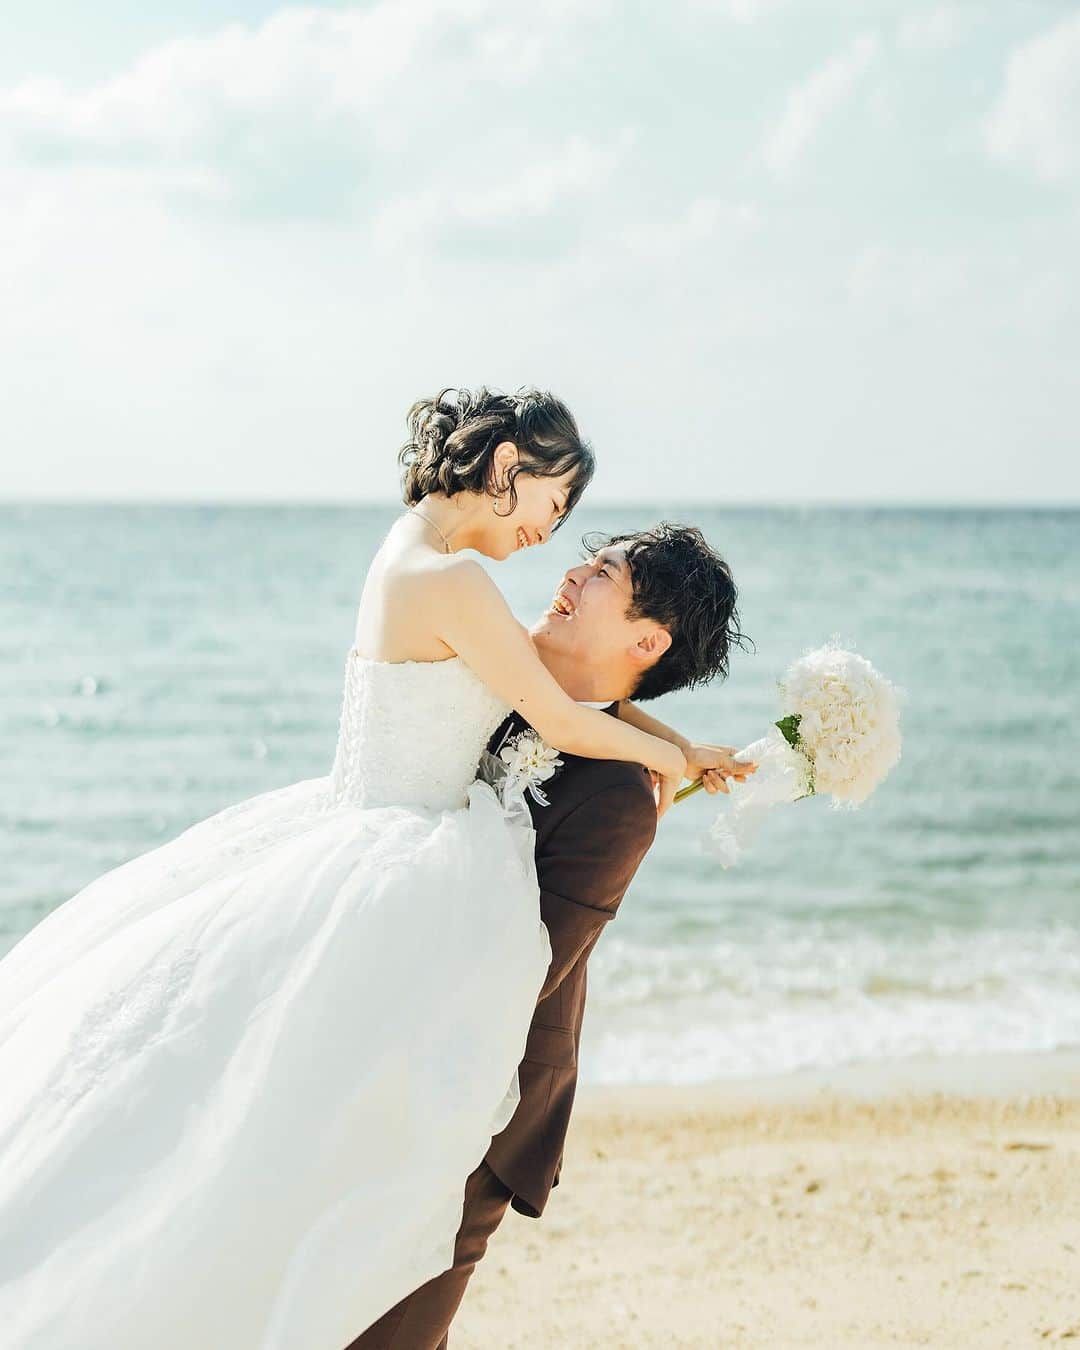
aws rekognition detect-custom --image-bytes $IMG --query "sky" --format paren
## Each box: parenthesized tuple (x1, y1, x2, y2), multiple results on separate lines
(1, 0, 1078, 504)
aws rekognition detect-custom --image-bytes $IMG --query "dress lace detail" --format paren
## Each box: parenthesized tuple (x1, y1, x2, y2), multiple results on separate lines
(326, 652, 509, 811)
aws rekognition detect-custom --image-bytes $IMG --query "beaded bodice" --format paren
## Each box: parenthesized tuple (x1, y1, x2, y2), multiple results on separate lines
(327, 652, 510, 811)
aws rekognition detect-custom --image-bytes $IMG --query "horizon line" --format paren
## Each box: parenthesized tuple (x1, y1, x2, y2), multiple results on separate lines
(1, 497, 1077, 511)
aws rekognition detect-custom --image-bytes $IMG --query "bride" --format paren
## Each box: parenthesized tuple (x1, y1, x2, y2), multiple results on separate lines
(0, 387, 686, 1350)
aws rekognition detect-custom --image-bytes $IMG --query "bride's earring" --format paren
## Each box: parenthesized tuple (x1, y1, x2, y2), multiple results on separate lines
(491, 472, 513, 518)
(489, 441, 519, 519)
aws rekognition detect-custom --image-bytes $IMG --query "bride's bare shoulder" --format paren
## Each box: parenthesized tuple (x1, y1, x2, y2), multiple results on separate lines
(356, 534, 506, 662)
(369, 536, 502, 623)
(426, 555, 506, 607)
(378, 541, 486, 589)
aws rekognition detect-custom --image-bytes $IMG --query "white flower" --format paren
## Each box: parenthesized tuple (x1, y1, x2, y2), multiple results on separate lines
(497, 731, 564, 807)
(779, 642, 903, 806)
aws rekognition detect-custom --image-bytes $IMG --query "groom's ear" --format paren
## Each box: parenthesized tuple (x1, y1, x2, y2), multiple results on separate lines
(631, 627, 671, 668)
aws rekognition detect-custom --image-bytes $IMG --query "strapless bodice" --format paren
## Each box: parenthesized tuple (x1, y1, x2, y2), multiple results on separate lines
(326, 651, 510, 811)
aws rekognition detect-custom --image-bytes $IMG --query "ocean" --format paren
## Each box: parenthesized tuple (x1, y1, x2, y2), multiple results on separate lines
(2, 504, 1078, 1084)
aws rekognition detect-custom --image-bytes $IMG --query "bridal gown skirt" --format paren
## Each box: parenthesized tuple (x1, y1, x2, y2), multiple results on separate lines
(0, 772, 551, 1350)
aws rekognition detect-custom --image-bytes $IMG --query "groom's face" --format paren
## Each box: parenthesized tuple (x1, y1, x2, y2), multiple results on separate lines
(531, 545, 647, 668)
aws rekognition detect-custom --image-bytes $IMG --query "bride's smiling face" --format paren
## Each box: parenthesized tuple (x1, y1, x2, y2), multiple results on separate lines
(477, 444, 578, 561)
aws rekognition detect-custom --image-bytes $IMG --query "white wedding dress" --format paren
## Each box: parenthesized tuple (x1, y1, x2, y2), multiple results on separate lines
(0, 650, 551, 1350)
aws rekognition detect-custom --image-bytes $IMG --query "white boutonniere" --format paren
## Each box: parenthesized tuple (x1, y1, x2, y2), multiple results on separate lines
(495, 729, 564, 807)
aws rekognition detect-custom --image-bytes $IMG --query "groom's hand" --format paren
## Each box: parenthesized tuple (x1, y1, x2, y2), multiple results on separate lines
(683, 743, 758, 795)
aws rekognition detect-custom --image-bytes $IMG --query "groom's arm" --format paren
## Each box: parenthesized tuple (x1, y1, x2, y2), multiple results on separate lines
(534, 780, 656, 1003)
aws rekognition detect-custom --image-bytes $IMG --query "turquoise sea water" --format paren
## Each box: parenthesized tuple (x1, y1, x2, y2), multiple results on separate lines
(2, 504, 1078, 1082)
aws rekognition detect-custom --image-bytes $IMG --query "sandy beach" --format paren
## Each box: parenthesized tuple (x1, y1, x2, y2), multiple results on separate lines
(455, 1054, 1080, 1348)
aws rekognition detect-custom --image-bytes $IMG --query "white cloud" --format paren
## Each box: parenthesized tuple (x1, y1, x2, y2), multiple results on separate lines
(898, 7, 971, 51)
(372, 132, 635, 253)
(0, 2, 1077, 504)
(984, 12, 1080, 182)
(0, 0, 605, 213)
(846, 243, 970, 319)
(763, 33, 880, 178)
(617, 196, 760, 262)
(2, 8, 428, 151)
(686, 0, 778, 20)
(525, 195, 778, 343)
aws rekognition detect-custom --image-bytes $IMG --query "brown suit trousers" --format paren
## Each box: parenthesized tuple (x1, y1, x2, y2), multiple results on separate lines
(344, 1162, 512, 1350)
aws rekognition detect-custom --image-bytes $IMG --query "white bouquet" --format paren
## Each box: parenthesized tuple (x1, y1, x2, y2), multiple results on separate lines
(680, 642, 903, 866)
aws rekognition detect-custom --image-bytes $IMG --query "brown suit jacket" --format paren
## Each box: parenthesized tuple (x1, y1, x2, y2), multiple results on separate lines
(482, 710, 657, 1218)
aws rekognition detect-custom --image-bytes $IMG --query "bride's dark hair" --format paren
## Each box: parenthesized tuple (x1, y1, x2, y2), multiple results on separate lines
(399, 387, 594, 528)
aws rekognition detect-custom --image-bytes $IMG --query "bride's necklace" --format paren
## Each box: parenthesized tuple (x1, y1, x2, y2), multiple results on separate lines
(410, 506, 454, 555)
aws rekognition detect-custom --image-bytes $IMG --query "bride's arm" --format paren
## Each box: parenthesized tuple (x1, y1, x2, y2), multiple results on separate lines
(433, 560, 686, 813)
(616, 701, 759, 795)
(614, 701, 690, 754)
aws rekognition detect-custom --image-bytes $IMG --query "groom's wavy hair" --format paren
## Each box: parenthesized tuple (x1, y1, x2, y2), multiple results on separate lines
(584, 523, 754, 702)
(399, 386, 594, 530)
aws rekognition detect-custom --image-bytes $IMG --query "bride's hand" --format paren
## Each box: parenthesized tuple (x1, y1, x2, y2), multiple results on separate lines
(654, 746, 687, 818)
(684, 743, 758, 795)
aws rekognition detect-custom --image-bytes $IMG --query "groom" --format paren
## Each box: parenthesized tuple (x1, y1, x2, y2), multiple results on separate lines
(348, 523, 748, 1350)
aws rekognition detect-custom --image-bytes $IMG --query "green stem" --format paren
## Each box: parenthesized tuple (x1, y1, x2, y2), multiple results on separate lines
(675, 717, 817, 808)
(675, 715, 798, 807)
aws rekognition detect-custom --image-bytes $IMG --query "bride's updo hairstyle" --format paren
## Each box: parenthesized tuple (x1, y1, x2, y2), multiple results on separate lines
(399, 386, 594, 530)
